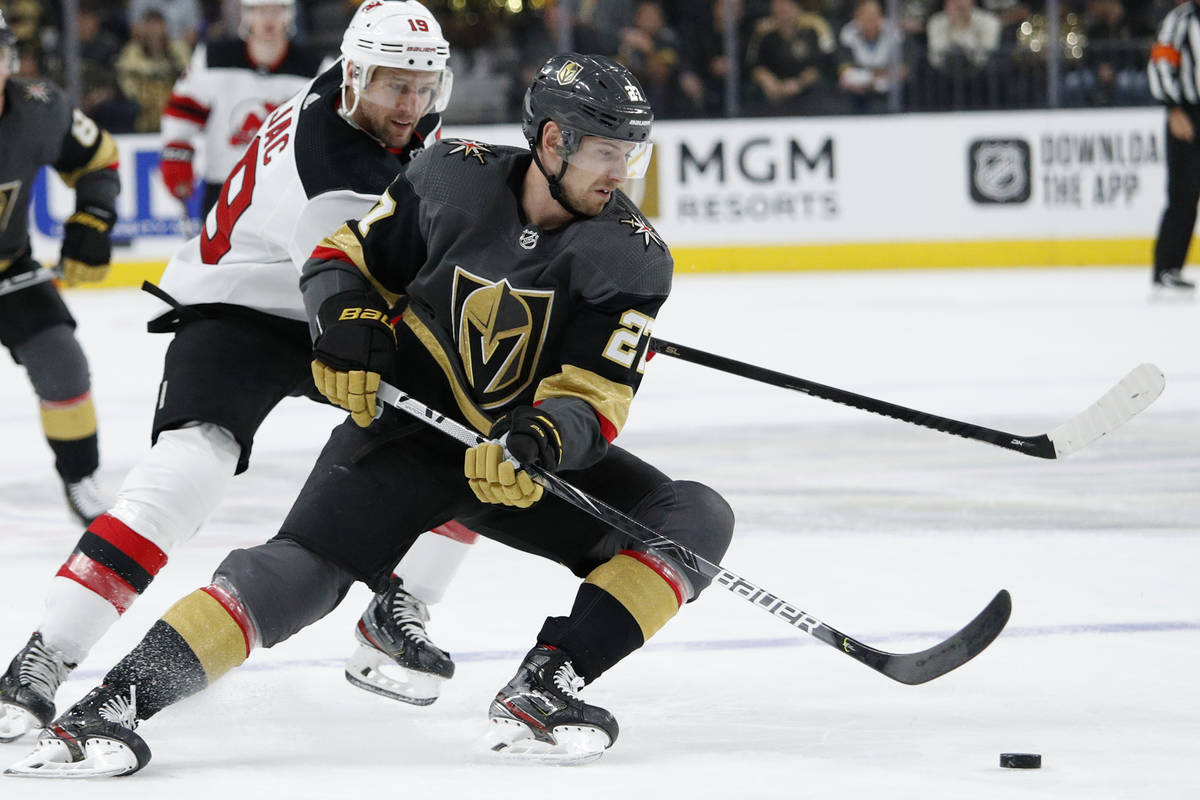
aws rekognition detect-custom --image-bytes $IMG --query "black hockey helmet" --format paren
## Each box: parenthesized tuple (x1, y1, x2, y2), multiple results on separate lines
(522, 53, 653, 157)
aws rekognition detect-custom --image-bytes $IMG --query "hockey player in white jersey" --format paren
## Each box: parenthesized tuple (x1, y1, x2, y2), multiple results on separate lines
(0, 0, 468, 743)
(159, 0, 326, 215)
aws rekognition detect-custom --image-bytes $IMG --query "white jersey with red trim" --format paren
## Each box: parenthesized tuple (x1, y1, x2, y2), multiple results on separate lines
(156, 65, 442, 321)
(161, 39, 328, 184)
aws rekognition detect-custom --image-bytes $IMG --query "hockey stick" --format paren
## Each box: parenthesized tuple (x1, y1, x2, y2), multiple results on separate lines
(0, 265, 59, 299)
(648, 337, 1164, 459)
(373, 381, 1012, 685)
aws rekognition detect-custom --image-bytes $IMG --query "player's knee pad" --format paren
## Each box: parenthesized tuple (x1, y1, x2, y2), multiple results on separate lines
(108, 423, 241, 552)
(627, 479, 735, 598)
(10, 323, 90, 400)
(212, 538, 355, 648)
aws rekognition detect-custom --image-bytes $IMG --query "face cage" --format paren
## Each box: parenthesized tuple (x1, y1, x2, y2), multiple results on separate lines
(556, 127, 654, 181)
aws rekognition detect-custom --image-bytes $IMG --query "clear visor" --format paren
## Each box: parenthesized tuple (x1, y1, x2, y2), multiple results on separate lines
(562, 135, 654, 181)
(357, 67, 449, 116)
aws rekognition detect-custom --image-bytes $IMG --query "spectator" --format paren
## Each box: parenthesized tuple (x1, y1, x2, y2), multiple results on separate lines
(573, 0, 637, 55)
(837, 0, 905, 113)
(126, 0, 204, 47)
(679, 0, 753, 116)
(76, 1, 138, 133)
(115, 8, 191, 133)
(616, 1, 684, 116)
(1063, 0, 1153, 107)
(746, 0, 840, 115)
(926, 0, 1001, 69)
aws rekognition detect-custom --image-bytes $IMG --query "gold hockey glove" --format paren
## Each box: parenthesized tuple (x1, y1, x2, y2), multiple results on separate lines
(465, 441, 543, 508)
(311, 290, 397, 427)
(60, 206, 116, 286)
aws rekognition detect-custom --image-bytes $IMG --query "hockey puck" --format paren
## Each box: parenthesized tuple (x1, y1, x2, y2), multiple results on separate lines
(999, 753, 1041, 769)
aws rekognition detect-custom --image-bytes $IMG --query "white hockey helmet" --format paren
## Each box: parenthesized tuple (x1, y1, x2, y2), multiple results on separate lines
(339, 0, 453, 116)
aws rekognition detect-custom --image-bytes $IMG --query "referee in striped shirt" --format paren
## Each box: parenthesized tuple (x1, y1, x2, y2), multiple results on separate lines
(1148, 1, 1200, 290)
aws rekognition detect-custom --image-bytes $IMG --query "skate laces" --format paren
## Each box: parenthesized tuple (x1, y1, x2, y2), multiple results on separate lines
(388, 587, 435, 648)
(17, 638, 72, 701)
(95, 685, 138, 731)
(65, 475, 107, 518)
(551, 660, 585, 699)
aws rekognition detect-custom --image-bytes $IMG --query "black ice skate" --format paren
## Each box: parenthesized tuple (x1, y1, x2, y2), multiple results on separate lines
(485, 644, 618, 765)
(1152, 270, 1196, 291)
(344, 576, 454, 706)
(0, 632, 75, 743)
(62, 473, 108, 527)
(4, 683, 151, 778)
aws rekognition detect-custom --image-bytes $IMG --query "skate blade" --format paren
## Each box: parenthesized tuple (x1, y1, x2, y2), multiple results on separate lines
(0, 704, 41, 744)
(4, 736, 140, 778)
(345, 645, 442, 706)
(483, 718, 610, 766)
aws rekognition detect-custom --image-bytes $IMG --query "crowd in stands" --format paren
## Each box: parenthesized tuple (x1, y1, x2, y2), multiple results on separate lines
(0, 0, 1172, 132)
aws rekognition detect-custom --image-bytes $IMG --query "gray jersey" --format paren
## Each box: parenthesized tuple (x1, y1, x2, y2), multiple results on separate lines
(0, 78, 120, 268)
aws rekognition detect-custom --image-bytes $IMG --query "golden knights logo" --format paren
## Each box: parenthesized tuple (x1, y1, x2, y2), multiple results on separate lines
(451, 267, 554, 409)
(445, 139, 492, 164)
(619, 214, 665, 250)
(555, 61, 583, 85)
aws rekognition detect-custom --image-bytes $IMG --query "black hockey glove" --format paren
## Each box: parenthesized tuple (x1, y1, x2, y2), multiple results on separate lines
(60, 206, 116, 286)
(311, 290, 397, 427)
(490, 406, 563, 472)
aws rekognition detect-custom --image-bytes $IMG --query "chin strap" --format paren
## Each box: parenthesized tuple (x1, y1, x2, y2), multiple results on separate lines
(531, 145, 586, 220)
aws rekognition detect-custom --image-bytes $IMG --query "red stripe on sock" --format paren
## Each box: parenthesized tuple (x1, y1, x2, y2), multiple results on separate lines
(620, 549, 687, 607)
(201, 583, 257, 657)
(432, 521, 479, 544)
(87, 514, 168, 575)
(56, 553, 137, 614)
(39, 390, 91, 410)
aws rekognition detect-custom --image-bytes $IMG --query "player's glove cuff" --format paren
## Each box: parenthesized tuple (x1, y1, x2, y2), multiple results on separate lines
(489, 405, 563, 472)
(61, 206, 116, 285)
(311, 290, 397, 427)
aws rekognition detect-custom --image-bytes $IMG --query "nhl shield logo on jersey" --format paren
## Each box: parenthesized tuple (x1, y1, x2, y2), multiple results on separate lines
(619, 215, 665, 250)
(555, 61, 583, 85)
(518, 226, 539, 250)
(445, 139, 492, 165)
(451, 267, 553, 408)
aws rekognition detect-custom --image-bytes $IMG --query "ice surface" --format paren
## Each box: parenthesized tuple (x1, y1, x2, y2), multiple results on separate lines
(0, 266, 1196, 798)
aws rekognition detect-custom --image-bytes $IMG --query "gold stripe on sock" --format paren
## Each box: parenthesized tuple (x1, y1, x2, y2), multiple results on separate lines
(585, 553, 681, 641)
(40, 395, 97, 441)
(161, 589, 249, 683)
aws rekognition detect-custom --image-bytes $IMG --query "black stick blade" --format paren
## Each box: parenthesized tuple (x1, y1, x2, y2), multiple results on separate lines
(875, 589, 1013, 685)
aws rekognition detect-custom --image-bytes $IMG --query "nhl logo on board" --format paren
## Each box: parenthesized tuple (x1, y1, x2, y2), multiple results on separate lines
(968, 139, 1031, 204)
(518, 226, 539, 250)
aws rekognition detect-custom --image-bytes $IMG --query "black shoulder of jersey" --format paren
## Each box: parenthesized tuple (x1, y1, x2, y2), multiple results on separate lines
(405, 139, 524, 207)
(575, 191, 674, 298)
(275, 43, 327, 78)
(292, 67, 407, 200)
(205, 39, 325, 78)
(6, 77, 67, 114)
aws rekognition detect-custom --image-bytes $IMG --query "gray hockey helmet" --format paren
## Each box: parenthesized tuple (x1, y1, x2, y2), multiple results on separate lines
(522, 53, 653, 160)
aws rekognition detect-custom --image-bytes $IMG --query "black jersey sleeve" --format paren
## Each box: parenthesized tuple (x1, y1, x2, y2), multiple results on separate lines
(300, 172, 427, 322)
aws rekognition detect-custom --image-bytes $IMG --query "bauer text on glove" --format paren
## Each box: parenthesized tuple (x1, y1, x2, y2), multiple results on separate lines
(311, 290, 396, 427)
(60, 206, 116, 285)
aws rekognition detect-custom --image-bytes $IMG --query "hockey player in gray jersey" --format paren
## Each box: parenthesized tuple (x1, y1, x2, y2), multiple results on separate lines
(0, 10, 119, 527)
(4, 53, 735, 776)
(0, 1, 469, 745)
